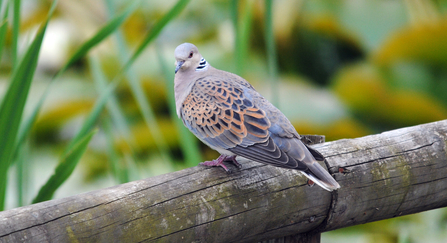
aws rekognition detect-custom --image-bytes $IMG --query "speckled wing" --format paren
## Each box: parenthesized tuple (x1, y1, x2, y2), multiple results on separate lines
(180, 76, 308, 170)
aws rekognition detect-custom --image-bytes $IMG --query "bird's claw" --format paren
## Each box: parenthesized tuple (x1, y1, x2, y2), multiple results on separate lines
(223, 155, 242, 169)
(199, 155, 241, 172)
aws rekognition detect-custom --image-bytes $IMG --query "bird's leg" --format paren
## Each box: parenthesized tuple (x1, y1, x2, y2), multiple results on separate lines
(222, 155, 242, 169)
(200, 155, 230, 172)
(199, 155, 241, 173)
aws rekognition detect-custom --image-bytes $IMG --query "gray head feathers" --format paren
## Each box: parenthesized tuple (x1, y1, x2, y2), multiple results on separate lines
(174, 43, 201, 73)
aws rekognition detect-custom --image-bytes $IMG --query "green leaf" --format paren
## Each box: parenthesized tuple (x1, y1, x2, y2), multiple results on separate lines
(230, 0, 238, 31)
(122, 0, 191, 71)
(15, 141, 29, 207)
(12, 85, 50, 163)
(89, 55, 133, 149)
(89, 55, 132, 183)
(234, 0, 254, 75)
(103, 119, 130, 183)
(0, 2, 10, 62)
(11, 0, 20, 69)
(264, 0, 279, 108)
(0, 0, 57, 211)
(32, 129, 97, 203)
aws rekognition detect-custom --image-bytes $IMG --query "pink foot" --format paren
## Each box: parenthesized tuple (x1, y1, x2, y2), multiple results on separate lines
(199, 155, 241, 173)
(223, 155, 242, 169)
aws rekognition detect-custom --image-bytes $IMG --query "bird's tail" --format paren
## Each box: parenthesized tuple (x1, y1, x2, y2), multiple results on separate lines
(301, 161, 340, 191)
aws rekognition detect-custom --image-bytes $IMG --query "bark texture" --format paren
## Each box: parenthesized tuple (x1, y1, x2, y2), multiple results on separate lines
(0, 120, 446, 243)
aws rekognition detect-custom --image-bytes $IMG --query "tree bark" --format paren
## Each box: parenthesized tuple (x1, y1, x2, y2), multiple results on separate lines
(0, 120, 446, 243)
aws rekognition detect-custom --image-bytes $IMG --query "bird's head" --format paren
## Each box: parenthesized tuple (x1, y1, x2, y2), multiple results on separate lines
(174, 43, 201, 74)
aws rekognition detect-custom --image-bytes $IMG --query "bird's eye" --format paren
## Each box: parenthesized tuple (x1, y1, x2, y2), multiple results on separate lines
(188, 52, 193, 58)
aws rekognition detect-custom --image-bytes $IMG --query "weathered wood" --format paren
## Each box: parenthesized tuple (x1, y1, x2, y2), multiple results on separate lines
(0, 120, 446, 242)
(320, 119, 447, 231)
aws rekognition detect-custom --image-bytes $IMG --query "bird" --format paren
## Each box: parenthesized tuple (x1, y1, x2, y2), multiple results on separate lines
(173, 43, 340, 191)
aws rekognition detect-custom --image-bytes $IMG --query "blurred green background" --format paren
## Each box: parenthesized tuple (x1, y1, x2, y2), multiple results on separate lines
(1, 0, 447, 242)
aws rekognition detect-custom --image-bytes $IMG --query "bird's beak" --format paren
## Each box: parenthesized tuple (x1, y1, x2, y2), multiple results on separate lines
(175, 60, 185, 74)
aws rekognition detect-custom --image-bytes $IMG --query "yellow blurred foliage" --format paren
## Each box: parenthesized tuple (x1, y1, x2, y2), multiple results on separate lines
(294, 118, 371, 141)
(81, 151, 109, 182)
(389, 90, 447, 125)
(36, 99, 94, 133)
(333, 64, 447, 127)
(115, 118, 178, 154)
(374, 18, 447, 66)
(117, 78, 168, 116)
(20, 6, 49, 33)
(122, 12, 149, 45)
(333, 64, 389, 113)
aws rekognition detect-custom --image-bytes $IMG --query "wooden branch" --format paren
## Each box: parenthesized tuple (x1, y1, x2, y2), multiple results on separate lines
(1, 120, 447, 242)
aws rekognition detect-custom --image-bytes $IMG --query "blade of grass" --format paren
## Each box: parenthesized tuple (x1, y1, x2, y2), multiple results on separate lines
(12, 83, 50, 163)
(89, 55, 132, 183)
(15, 141, 29, 207)
(103, 118, 129, 183)
(264, 0, 279, 108)
(11, 2, 138, 201)
(32, 129, 97, 203)
(230, 0, 238, 31)
(235, 0, 254, 75)
(0, 2, 9, 62)
(89, 55, 133, 152)
(11, 0, 20, 69)
(0, 0, 57, 211)
(156, 45, 202, 167)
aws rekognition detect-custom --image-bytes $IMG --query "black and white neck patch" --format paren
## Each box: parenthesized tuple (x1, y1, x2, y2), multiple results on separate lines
(196, 58, 208, 71)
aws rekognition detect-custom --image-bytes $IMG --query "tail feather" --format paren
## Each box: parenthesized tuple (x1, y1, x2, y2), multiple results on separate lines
(301, 162, 340, 191)
(304, 144, 325, 161)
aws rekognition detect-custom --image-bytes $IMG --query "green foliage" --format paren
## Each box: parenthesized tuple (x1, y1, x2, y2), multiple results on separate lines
(0, 0, 57, 211)
(11, 0, 20, 69)
(33, 61, 120, 203)
(0, 1, 9, 62)
(0, 0, 197, 209)
(13, 3, 138, 169)
(264, 0, 279, 107)
(89, 55, 132, 183)
(234, 0, 253, 75)
(8, 1, 140, 208)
